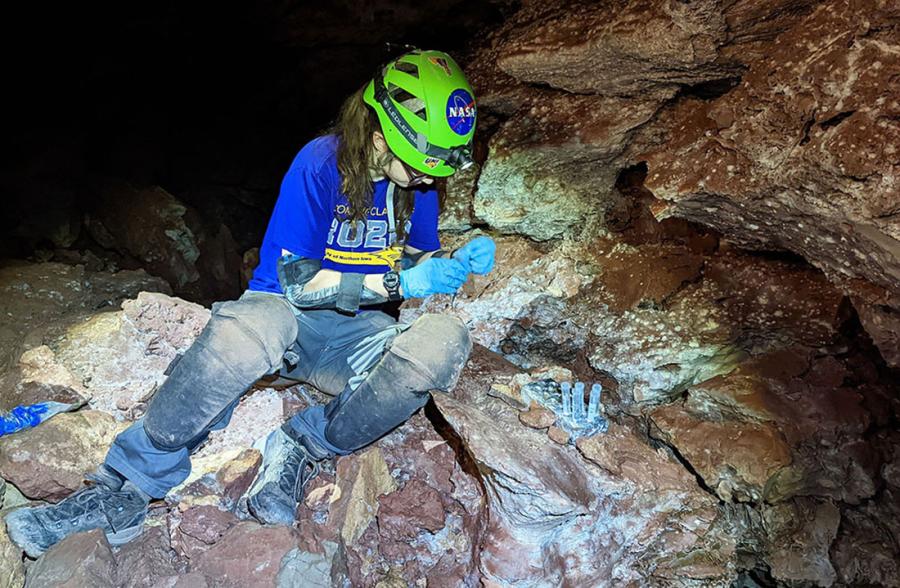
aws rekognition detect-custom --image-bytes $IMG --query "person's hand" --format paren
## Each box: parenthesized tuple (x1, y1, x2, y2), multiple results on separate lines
(453, 236, 496, 275)
(399, 257, 468, 298)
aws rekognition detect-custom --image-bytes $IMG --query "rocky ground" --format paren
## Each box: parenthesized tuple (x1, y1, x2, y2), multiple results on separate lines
(2, 0, 899, 586)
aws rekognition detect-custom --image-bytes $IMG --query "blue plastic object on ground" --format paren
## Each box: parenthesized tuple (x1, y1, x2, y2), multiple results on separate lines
(521, 379, 609, 442)
(0, 401, 86, 437)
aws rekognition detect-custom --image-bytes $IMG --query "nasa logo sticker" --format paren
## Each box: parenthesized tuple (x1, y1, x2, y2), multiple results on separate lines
(446, 89, 476, 136)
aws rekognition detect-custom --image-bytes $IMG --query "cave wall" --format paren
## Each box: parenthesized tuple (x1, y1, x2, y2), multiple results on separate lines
(1, 1, 898, 586)
(456, 0, 899, 367)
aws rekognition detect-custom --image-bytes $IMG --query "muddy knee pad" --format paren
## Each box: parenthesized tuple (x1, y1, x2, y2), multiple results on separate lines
(144, 294, 297, 451)
(388, 313, 472, 393)
(323, 314, 472, 453)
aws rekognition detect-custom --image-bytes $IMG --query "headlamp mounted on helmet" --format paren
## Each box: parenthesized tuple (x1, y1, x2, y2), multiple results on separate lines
(373, 72, 474, 172)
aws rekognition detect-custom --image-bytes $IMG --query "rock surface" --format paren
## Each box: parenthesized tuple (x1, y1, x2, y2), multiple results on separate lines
(636, 0, 900, 365)
(0, 261, 169, 376)
(25, 529, 117, 588)
(86, 181, 242, 304)
(0, 410, 126, 501)
(0, 521, 25, 588)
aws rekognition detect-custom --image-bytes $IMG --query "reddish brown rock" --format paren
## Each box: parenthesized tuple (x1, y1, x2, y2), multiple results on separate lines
(25, 529, 116, 588)
(169, 505, 240, 560)
(518, 402, 556, 430)
(0, 410, 125, 501)
(763, 498, 841, 586)
(638, 0, 900, 363)
(681, 349, 879, 504)
(701, 251, 846, 348)
(576, 423, 699, 494)
(113, 526, 180, 588)
(189, 522, 297, 587)
(436, 394, 731, 586)
(547, 426, 570, 445)
(295, 410, 484, 587)
(86, 181, 241, 304)
(0, 261, 168, 375)
(650, 401, 793, 502)
(377, 479, 446, 541)
(493, 0, 733, 97)
(851, 286, 900, 368)
(831, 488, 900, 586)
(594, 240, 704, 312)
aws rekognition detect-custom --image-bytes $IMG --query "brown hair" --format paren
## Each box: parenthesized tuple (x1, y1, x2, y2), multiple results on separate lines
(327, 85, 414, 242)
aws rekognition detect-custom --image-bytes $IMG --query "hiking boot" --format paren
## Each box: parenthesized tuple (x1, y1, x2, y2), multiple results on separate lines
(4, 480, 149, 558)
(246, 427, 330, 526)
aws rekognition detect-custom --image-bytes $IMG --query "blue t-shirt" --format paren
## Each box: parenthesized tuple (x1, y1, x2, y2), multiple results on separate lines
(249, 135, 441, 294)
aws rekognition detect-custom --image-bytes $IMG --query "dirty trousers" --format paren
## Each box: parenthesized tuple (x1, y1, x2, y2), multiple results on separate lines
(105, 291, 471, 498)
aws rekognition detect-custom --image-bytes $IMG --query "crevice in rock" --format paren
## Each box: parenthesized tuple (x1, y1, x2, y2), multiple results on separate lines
(647, 417, 724, 502)
(423, 400, 484, 488)
(732, 562, 778, 588)
(819, 110, 856, 130)
(673, 75, 743, 101)
(799, 116, 815, 145)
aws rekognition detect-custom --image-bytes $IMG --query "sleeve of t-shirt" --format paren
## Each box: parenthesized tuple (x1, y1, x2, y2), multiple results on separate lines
(270, 160, 334, 260)
(406, 188, 441, 251)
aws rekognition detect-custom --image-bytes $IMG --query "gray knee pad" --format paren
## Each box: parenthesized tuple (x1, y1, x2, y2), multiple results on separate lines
(144, 293, 297, 451)
(387, 313, 472, 393)
(322, 313, 472, 452)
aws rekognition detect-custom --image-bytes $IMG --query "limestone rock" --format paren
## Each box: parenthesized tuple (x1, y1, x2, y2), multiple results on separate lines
(276, 544, 337, 588)
(50, 292, 209, 417)
(13, 345, 88, 406)
(340, 447, 397, 546)
(473, 92, 665, 240)
(439, 164, 479, 232)
(25, 529, 116, 588)
(0, 410, 126, 501)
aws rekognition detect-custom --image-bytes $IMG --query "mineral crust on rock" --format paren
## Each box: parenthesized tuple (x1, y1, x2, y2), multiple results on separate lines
(636, 0, 900, 364)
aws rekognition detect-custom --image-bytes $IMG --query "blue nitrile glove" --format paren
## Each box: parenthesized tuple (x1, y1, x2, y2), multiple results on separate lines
(453, 236, 496, 275)
(399, 257, 468, 298)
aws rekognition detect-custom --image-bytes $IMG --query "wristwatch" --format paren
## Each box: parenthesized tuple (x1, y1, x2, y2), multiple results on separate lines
(382, 270, 403, 301)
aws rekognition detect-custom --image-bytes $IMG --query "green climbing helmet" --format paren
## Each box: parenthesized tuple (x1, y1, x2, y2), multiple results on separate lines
(364, 49, 476, 178)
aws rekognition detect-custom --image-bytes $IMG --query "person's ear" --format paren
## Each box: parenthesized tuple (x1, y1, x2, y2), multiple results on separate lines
(372, 131, 387, 153)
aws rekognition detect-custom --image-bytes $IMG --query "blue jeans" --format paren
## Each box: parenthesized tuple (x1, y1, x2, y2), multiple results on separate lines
(105, 291, 439, 498)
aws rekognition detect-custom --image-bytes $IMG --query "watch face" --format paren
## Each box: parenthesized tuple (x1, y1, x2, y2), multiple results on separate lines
(383, 271, 400, 289)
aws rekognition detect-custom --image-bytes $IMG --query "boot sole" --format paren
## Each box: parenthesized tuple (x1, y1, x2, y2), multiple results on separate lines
(107, 521, 145, 547)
